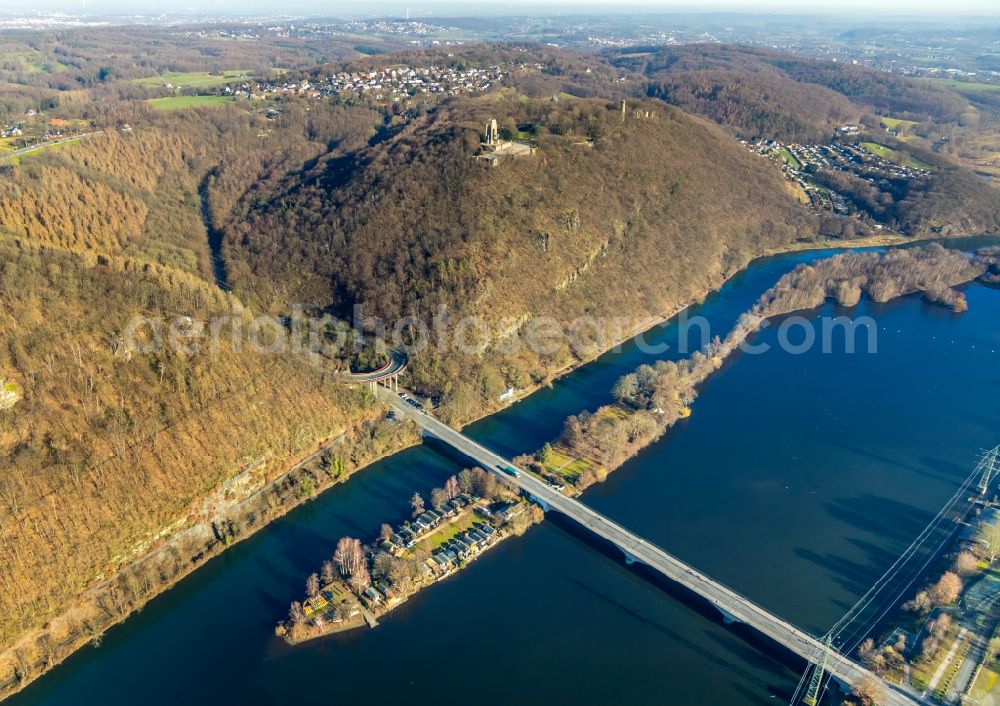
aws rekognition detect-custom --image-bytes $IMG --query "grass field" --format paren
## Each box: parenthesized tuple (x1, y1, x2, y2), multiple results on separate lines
(133, 70, 257, 88)
(968, 659, 1000, 704)
(928, 78, 1000, 93)
(542, 443, 601, 484)
(410, 511, 479, 554)
(596, 405, 629, 422)
(0, 139, 79, 164)
(880, 116, 918, 130)
(861, 141, 932, 170)
(147, 95, 235, 111)
(776, 146, 801, 170)
(0, 50, 67, 77)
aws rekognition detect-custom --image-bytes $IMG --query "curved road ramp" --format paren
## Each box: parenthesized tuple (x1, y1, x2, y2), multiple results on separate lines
(341, 350, 407, 390)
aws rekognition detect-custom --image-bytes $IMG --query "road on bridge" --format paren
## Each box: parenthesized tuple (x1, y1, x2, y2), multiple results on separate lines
(385, 390, 926, 706)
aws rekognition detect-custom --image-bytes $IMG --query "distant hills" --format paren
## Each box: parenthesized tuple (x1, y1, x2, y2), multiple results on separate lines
(614, 44, 970, 142)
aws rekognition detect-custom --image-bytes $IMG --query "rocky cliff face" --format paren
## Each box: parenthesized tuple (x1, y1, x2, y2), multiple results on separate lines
(0, 379, 18, 410)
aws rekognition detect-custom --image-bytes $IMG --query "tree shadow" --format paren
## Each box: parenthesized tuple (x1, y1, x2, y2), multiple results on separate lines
(822, 493, 934, 544)
(818, 436, 955, 485)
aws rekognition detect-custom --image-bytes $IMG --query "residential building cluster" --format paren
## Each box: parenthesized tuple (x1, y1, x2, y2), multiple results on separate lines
(745, 137, 930, 217)
(298, 491, 526, 633)
(226, 63, 506, 103)
(385, 497, 502, 581)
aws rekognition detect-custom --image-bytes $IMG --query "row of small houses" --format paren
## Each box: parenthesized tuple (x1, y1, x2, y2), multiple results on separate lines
(427, 522, 499, 572)
(388, 495, 475, 549)
(359, 499, 527, 609)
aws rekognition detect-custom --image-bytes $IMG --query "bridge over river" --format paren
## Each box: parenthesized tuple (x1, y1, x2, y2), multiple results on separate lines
(385, 390, 927, 706)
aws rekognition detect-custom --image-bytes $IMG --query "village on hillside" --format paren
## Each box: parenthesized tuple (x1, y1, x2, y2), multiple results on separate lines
(745, 133, 931, 222)
(225, 63, 510, 103)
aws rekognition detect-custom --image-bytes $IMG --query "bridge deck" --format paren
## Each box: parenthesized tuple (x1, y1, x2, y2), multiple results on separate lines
(387, 392, 924, 706)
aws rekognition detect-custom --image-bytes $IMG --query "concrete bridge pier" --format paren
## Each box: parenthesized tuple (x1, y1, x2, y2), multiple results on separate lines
(829, 676, 850, 694)
(528, 493, 550, 511)
(716, 605, 745, 625)
(621, 548, 641, 566)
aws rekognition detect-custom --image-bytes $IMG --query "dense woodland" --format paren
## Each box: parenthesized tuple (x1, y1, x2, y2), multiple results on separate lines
(619, 45, 972, 141)
(218, 92, 817, 423)
(1, 34, 999, 699)
(0, 104, 397, 693)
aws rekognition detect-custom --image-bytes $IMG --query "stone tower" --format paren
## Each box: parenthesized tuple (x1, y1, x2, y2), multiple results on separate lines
(485, 118, 499, 146)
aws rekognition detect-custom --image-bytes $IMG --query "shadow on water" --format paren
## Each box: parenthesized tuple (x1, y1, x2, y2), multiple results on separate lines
(541, 509, 810, 678)
(565, 575, 793, 695)
(818, 437, 950, 484)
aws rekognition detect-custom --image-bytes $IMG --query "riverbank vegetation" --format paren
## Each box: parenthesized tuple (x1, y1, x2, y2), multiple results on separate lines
(851, 505, 1000, 702)
(534, 246, 993, 501)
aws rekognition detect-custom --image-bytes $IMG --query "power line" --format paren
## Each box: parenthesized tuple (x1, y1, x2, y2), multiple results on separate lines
(790, 447, 993, 705)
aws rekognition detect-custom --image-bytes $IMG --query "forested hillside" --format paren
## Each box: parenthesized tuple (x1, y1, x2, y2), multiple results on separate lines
(219, 92, 815, 421)
(0, 105, 390, 694)
(618, 44, 969, 142)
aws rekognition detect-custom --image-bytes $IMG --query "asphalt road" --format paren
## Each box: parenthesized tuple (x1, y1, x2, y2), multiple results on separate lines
(1, 132, 98, 161)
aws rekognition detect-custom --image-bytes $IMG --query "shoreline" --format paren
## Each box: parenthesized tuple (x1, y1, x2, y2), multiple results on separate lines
(279, 497, 545, 645)
(1, 229, 990, 701)
(446, 229, 924, 428)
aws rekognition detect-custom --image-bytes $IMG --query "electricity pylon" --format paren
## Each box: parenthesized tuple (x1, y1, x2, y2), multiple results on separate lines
(803, 636, 832, 706)
(976, 445, 1000, 495)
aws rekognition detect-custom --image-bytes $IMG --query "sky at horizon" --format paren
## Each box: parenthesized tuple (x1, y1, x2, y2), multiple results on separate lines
(4, 0, 1000, 18)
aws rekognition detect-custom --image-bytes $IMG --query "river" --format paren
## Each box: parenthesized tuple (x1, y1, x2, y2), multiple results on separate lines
(9, 237, 1000, 706)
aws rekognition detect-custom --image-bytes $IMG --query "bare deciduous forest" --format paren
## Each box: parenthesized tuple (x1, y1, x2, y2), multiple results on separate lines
(0, 33, 998, 699)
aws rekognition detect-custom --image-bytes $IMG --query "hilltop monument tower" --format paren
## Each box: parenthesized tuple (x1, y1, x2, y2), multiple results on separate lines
(484, 118, 499, 146)
(477, 117, 535, 166)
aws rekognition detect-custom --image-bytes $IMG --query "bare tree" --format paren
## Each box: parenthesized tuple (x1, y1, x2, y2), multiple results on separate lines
(857, 638, 875, 662)
(848, 673, 884, 706)
(306, 572, 320, 599)
(372, 551, 396, 579)
(321, 560, 335, 585)
(348, 563, 371, 592)
(930, 571, 962, 606)
(457, 469, 476, 495)
(979, 522, 1000, 563)
(379, 523, 393, 543)
(430, 487, 448, 511)
(333, 537, 352, 576)
(348, 538, 365, 576)
(333, 536, 365, 577)
(444, 475, 459, 500)
(410, 492, 425, 518)
(955, 550, 979, 576)
(288, 601, 305, 625)
(903, 589, 932, 617)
